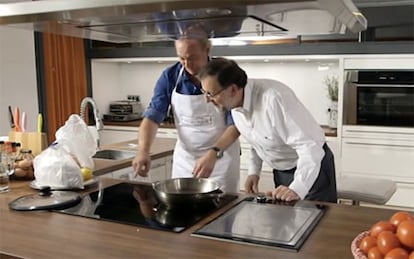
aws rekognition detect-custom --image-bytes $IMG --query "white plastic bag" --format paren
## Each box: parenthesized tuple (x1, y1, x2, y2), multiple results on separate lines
(33, 114, 97, 188)
(33, 142, 83, 188)
(55, 114, 97, 169)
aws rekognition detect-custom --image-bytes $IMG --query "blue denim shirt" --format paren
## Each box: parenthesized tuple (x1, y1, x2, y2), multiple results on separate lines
(143, 61, 234, 125)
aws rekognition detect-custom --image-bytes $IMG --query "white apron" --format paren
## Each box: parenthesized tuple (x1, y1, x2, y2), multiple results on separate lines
(170, 68, 240, 193)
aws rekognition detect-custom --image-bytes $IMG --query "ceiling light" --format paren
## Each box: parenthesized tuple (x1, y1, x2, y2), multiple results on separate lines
(211, 38, 247, 46)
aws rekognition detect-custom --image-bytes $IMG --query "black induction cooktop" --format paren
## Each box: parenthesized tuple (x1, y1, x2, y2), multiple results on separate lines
(54, 182, 237, 233)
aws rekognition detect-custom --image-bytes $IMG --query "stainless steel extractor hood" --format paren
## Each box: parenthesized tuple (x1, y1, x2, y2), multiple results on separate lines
(0, 0, 367, 43)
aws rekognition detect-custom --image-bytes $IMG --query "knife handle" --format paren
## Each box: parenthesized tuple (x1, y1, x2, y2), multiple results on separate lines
(21, 112, 27, 132)
(14, 107, 20, 132)
(37, 113, 43, 133)
(8, 105, 15, 129)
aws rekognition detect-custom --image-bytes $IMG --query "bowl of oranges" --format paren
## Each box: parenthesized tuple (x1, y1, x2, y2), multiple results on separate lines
(351, 211, 414, 259)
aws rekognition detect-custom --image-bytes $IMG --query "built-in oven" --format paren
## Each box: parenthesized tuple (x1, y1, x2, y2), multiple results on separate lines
(343, 70, 414, 127)
(341, 70, 414, 188)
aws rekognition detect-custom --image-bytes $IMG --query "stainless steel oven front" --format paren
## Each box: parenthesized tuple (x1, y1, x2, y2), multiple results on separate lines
(343, 70, 414, 127)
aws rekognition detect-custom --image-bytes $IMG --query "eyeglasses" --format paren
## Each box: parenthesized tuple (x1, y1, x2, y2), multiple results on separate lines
(200, 87, 227, 99)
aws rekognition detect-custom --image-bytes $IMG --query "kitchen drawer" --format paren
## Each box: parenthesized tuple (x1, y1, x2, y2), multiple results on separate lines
(342, 138, 414, 182)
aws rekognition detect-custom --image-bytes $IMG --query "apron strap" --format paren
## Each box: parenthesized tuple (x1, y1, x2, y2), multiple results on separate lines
(166, 67, 185, 121)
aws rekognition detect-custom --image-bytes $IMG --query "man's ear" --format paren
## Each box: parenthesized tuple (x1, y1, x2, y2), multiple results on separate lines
(229, 84, 238, 95)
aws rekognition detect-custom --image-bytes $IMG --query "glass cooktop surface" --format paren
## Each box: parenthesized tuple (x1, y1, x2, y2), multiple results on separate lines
(54, 182, 237, 233)
(192, 197, 325, 251)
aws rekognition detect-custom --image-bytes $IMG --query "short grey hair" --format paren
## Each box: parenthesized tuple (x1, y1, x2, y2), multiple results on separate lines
(176, 23, 212, 49)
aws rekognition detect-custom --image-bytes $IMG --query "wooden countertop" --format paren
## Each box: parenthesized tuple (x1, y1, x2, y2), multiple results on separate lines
(104, 120, 338, 137)
(0, 179, 399, 259)
(93, 137, 176, 176)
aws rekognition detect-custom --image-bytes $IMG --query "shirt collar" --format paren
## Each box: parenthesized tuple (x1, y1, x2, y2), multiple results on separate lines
(233, 79, 253, 114)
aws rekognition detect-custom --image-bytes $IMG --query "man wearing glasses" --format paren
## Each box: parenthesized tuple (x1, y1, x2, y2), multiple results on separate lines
(132, 26, 240, 193)
(198, 58, 337, 202)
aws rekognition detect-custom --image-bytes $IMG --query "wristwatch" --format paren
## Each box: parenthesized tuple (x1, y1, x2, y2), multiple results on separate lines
(211, 146, 224, 159)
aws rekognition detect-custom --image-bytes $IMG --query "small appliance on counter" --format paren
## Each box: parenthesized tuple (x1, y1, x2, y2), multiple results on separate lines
(103, 100, 144, 122)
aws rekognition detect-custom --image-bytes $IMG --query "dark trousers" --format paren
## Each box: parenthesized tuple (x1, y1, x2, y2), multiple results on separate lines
(272, 144, 337, 203)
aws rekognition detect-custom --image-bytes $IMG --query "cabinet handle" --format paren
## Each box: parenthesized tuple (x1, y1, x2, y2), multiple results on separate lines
(344, 141, 414, 148)
(344, 129, 414, 136)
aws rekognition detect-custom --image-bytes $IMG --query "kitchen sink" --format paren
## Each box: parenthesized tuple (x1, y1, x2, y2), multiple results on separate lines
(93, 149, 136, 160)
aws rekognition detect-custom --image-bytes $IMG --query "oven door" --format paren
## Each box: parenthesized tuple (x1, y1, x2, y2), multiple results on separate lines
(344, 70, 414, 127)
(356, 85, 414, 127)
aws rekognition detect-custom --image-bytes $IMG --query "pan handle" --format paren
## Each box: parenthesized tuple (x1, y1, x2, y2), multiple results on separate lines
(203, 191, 225, 200)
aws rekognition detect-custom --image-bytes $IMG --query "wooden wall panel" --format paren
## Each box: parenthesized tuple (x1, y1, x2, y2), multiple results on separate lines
(42, 33, 88, 143)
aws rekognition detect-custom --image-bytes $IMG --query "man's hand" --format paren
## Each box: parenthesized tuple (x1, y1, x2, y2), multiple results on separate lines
(132, 151, 151, 177)
(192, 150, 216, 178)
(266, 185, 300, 202)
(244, 175, 260, 194)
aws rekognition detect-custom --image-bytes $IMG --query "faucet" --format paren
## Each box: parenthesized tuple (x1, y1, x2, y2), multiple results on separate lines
(80, 97, 104, 149)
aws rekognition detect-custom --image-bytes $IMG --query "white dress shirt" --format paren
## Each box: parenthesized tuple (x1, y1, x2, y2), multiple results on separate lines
(231, 79, 326, 199)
